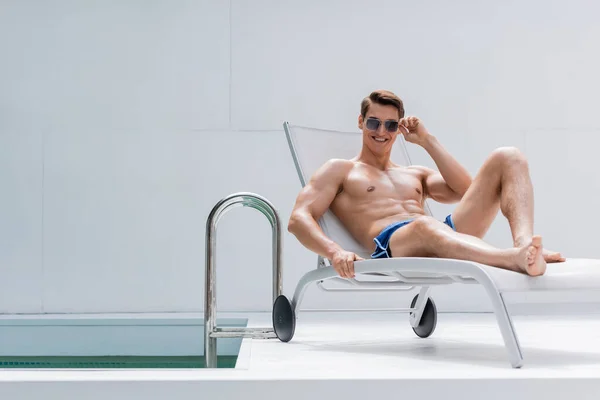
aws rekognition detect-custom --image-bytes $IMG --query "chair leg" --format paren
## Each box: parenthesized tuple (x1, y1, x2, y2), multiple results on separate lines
(490, 292, 524, 368)
(409, 286, 431, 328)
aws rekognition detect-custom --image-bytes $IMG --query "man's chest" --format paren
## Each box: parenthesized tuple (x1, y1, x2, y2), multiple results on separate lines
(342, 167, 424, 199)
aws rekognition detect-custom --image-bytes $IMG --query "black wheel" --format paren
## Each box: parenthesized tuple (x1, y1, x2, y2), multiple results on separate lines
(272, 295, 296, 342)
(409, 294, 437, 338)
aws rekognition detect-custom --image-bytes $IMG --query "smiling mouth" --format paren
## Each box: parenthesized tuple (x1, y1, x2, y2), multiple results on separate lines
(372, 136, 388, 143)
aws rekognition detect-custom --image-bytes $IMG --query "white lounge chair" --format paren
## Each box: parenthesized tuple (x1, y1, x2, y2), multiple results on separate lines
(270, 121, 600, 368)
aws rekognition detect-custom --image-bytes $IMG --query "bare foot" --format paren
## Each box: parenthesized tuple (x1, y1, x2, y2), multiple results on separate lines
(515, 237, 565, 263)
(515, 235, 547, 276)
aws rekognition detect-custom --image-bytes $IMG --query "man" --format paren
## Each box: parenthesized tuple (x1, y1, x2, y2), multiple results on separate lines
(287, 89, 565, 279)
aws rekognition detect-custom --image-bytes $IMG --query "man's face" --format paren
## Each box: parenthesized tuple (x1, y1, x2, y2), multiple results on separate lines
(358, 103, 401, 154)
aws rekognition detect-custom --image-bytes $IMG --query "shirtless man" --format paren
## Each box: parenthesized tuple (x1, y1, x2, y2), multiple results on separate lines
(287, 89, 565, 279)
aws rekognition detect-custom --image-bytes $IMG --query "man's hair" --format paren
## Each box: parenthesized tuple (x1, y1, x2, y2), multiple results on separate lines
(361, 90, 405, 119)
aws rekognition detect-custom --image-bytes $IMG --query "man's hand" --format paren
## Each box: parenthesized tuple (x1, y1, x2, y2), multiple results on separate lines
(331, 249, 364, 278)
(399, 116, 432, 147)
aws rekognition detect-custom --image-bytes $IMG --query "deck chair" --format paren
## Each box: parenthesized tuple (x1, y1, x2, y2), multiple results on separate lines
(272, 121, 600, 368)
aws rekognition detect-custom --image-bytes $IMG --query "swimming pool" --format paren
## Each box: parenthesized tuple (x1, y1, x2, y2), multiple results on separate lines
(0, 355, 238, 368)
(0, 313, 245, 369)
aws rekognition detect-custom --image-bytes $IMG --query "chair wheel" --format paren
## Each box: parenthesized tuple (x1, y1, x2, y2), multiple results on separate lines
(409, 294, 437, 338)
(272, 295, 296, 342)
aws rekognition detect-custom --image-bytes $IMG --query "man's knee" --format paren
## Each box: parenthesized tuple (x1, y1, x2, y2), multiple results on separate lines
(388, 216, 440, 256)
(411, 216, 445, 239)
(409, 216, 451, 255)
(490, 146, 528, 169)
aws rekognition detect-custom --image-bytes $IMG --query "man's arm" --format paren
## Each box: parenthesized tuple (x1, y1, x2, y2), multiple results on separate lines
(401, 117, 472, 203)
(288, 159, 362, 278)
(287, 159, 350, 259)
(421, 135, 472, 203)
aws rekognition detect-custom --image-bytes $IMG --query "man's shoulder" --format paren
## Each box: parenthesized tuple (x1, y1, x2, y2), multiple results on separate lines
(320, 158, 356, 172)
(405, 164, 434, 176)
(312, 158, 355, 182)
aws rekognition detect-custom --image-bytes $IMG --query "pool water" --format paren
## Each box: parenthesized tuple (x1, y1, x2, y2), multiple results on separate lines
(0, 316, 247, 369)
(0, 356, 238, 369)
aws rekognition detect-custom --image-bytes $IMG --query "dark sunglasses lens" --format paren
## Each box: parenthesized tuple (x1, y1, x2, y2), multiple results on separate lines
(366, 118, 380, 131)
(385, 121, 399, 132)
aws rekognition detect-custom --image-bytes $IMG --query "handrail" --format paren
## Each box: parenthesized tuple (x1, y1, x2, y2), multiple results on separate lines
(204, 192, 283, 368)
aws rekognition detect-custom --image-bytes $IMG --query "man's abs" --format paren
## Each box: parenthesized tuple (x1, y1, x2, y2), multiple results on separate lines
(329, 163, 428, 249)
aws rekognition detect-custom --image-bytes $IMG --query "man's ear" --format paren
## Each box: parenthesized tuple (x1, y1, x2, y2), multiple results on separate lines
(358, 114, 364, 129)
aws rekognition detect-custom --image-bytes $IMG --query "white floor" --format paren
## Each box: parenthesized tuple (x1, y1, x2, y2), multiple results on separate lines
(245, 311, 600, 374)
(2, 311, 600, 399)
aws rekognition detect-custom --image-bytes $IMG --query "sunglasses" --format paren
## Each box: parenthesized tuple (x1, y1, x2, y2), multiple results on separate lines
(365, 117, 399, 133)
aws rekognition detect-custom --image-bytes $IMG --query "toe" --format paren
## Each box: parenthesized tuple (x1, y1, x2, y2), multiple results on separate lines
(527, 247, 535, 263)
(545, 252, 565, 262)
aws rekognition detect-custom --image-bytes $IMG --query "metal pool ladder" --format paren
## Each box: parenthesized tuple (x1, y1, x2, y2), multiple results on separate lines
(204, 192, 283, 368)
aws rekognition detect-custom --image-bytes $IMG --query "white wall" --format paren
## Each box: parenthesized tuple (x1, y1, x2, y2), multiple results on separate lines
(2, 0, 600, 315)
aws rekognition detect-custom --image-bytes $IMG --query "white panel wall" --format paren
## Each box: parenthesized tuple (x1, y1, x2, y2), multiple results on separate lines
(1, 0, 600, 314)
(0, 0, 230, 131)
(0, 129, 43, 313)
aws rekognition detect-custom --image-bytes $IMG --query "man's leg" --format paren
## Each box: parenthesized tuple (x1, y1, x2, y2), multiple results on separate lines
(388, 216, 546, 276)
(450, 147, 564, 262)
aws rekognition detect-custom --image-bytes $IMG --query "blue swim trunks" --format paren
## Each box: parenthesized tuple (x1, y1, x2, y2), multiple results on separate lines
(371, 215, 456, 259)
